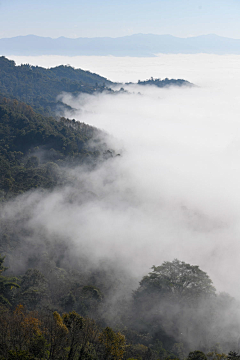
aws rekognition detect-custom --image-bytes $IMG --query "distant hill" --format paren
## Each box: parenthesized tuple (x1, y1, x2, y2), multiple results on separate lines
(130, 77, 193, 88)
(1, 34, 240, 57)
(0, 56, 113, 116)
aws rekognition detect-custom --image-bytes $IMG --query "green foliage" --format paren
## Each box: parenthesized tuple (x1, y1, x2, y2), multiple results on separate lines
(62, 311, 86, 360)
(17, 269, 47, 310)
(136, 77, 192, 88)
(0, 96, 110, 197)
(0, 56, 113, 116)
(227, 352, 240, 360)
(135, 259, 215, 303)
(187, 351, 208, 360)
(125, 343, 149, 360)
(0, 253, 7, 274)
(99, 326, 126, 360)
(61, 292, 76, 312)
(131, 260, 216, 353)
(171, 343, 185, 359)
(0, 254, 19, 307)
(76, 285, 103, 317)
(28, 334, 49, 358)
(8, 350, 36, 360)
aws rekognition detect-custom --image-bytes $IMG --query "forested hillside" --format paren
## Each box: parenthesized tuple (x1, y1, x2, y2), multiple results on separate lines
(0, 251, 239, 359)
(136, 77, 192, 87)
(0, 57, 194, 118)
(0, 96, 113, 198)
(0, 56, 113, 116)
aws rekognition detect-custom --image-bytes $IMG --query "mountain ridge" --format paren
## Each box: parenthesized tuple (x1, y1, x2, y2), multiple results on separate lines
(1, 34, 240, 56)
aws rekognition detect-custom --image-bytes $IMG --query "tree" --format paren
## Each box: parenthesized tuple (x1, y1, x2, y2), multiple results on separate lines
(46, 311, 68, 360)
(0, 254, 19, 306)
(0, 305, 44, 358)
(187, 351, 207, 360)
(17, 269, 47, 310)
(227, 352, 240, 360)
(99, 327, 126, 360)
(62, 311, 85, 360)
(132, 260, 216, 352)
(135, 259, 215, 304)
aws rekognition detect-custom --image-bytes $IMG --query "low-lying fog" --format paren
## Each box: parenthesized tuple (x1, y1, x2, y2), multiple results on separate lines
(7, 54, 240, 298)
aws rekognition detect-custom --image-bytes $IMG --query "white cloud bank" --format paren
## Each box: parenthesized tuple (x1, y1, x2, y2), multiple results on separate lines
(5, 54, 240, 297)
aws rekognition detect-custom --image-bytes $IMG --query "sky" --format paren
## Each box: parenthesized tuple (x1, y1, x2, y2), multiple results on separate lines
(1, 0, 240, 39)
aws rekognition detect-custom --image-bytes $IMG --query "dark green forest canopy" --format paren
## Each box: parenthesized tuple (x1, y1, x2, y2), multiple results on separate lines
(0, 96, 113, 197)
(130, 77, 193, 87)
(135, 259, 216, 301)
(0, 56, 114, 116)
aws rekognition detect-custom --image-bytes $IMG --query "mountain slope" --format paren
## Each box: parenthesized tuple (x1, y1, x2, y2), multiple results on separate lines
(0, 56, 113, 116)
(0, 96, 111, 198)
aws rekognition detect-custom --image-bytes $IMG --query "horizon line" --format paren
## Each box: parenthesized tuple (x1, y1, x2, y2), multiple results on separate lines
(0, 33, 238, 41)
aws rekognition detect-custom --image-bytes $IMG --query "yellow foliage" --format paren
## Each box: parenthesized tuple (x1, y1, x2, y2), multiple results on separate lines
(99, 327, 126, 360)
(53, 311, 68, 334)
(12, 305, 43, 343)
(14, 304, 24, 316)
(207, 352, 227, 360)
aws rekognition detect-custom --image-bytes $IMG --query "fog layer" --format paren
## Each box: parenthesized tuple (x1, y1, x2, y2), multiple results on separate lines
(4, 54, 240, 298)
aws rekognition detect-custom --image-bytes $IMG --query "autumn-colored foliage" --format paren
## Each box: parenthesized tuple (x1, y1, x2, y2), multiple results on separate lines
(99, 326, 126, 360)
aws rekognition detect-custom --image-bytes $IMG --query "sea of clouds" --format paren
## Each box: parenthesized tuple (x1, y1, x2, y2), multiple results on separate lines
(6, 54, 240, 298)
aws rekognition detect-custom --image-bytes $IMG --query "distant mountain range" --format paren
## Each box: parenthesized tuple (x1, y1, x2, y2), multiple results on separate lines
(1, 34, 240, 57)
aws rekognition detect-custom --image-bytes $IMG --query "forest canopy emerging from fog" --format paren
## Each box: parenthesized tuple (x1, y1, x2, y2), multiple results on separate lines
(0, 56, 240, 360)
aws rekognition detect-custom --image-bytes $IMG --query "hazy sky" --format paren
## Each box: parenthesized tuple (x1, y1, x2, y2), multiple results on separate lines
(1, 0, 240, 39)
